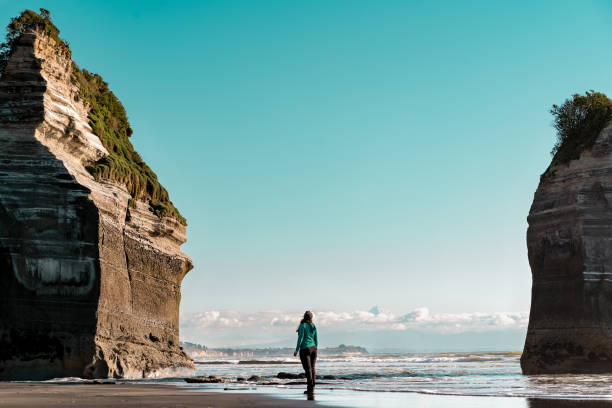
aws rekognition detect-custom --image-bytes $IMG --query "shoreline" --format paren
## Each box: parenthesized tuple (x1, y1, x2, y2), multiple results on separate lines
(2, 383, 612, 408)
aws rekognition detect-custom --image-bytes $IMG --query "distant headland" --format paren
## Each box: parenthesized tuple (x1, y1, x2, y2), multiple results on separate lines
(181, 342, 368, 359)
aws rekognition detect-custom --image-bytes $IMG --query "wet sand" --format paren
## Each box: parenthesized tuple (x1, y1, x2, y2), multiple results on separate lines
(2, 383, 612, 407)
(0, 383, 326, 408)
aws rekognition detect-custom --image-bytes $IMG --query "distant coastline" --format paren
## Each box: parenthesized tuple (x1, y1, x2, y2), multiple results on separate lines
(181, 342, 367, 359)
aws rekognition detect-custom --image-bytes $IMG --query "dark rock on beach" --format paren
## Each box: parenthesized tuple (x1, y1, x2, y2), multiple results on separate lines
(91, 379, 117, 385)
(184, 375, 228, 384)
(277, 372, 306, 379)
(522, 121, 612, 374)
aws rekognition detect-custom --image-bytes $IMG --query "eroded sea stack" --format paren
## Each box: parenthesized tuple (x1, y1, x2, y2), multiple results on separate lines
(0, 11, 193, 380)
(522, 95, 612, 374)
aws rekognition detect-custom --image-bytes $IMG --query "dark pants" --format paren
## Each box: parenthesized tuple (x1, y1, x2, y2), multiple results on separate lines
(299, 346, 317, 391)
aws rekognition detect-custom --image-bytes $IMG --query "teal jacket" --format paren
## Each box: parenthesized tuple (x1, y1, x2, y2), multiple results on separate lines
(296, 322, 318, 352)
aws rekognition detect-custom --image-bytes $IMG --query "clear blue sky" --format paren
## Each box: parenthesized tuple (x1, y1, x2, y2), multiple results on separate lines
(4, 0, 612, 315)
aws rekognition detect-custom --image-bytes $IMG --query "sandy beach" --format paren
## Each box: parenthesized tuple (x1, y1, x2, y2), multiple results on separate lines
(3, 383, 612, 408)
(0, 383, 330, 408)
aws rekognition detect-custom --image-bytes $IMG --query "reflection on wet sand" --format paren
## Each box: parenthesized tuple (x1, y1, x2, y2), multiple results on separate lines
(523, 374, 612, 400)
(529, 399, 612, 408)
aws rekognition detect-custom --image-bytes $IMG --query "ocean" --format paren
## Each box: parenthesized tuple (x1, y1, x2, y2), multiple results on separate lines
(172, 352, 612, 407)
(185, 351, 612, 399)
(33, 351, 612, 407)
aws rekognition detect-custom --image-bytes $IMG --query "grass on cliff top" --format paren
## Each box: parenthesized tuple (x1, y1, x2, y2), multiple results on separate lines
(549, 90, 612, 167)
(0, 9, 186, 225)
(71, 65, 186, 225)
(0, 8, 70, 74)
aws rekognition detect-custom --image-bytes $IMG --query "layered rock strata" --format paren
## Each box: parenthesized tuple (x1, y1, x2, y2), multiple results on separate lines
(0, 30, 193, 380)
(522, 122, 612, 374)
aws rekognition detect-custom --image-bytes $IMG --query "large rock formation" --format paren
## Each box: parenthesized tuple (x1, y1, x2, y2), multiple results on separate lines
(0, 28, 193, 379)
(522, 121, 612, 374)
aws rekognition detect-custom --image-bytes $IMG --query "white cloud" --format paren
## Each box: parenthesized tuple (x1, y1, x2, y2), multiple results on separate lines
(181, 306, 528, 337)
(181, 310, 244, 329)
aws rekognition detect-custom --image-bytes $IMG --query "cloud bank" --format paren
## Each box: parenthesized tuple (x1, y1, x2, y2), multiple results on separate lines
(180, 306, 528, 347)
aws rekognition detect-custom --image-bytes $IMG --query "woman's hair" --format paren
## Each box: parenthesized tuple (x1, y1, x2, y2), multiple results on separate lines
(296, 310, 313, 332)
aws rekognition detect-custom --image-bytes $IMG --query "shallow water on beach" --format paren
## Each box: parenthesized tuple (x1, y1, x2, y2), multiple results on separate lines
(30, 351, 612, 406)
(182, 352, 612, 400)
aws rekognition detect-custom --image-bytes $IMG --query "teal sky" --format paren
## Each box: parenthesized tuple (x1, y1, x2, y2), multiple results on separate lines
(4, 0, 612, 316)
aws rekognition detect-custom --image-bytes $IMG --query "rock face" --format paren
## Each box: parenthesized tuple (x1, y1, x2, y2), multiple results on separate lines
(522, 122, 612, 374)
(0, 30, 194, 380)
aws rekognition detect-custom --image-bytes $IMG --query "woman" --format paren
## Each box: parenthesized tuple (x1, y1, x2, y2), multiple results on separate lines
(293, 310, 318, 394)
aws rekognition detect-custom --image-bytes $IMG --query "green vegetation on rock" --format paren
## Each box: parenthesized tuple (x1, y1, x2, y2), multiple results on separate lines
(71, 66, 186, 225)
(550, 90, 612, 166)
(0, 8, 70, 74)
(0, 9, 186, 225)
